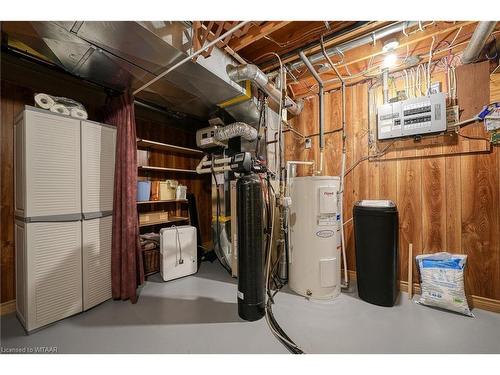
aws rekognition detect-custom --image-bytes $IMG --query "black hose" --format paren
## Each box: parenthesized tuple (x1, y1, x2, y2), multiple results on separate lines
(263, 172, 304, 354)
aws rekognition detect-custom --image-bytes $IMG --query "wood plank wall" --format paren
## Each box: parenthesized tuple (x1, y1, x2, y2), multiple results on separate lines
(135, 112, 211, 244)
(0, 53, 210, 303)
(287, 61, 500, 302)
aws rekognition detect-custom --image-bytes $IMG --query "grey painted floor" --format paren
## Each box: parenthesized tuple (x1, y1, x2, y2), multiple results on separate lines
(1, 261, 499, 354)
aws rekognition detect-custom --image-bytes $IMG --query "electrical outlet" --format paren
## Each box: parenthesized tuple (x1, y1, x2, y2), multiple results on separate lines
(305, 138, 312, 149)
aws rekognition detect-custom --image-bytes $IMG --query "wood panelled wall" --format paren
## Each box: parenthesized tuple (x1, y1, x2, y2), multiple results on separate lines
(286, 62, 500, 302)
(0, 53, 209, 303)
(135, 112, 211, 244)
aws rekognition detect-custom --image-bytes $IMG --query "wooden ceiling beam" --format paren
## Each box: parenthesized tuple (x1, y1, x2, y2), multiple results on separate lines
(260, 21, 392, 72)
(228, 21, 292, 52)
(290, 22, 485, 98)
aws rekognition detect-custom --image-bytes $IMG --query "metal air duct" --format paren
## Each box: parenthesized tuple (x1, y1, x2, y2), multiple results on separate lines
(462, 21, 497, 64)
(227, 64, 304, 116)
(215, 122, 258, 142)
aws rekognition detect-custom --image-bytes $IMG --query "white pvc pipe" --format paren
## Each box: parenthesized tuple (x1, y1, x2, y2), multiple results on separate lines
(285, 160, 315, 196)
(200, 157, 231, 167)
(339, 152, 348, 288)
(196, 155, 232, 175)
(133, 21, 250, 95)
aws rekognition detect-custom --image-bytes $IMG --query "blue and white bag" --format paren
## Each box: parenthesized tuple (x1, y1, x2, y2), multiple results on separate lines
(415, 252, 473, 317)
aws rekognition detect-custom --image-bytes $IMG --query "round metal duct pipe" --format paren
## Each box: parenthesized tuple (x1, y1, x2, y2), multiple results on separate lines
(462, 21, 497, 64)
(227, 64, 303, 116)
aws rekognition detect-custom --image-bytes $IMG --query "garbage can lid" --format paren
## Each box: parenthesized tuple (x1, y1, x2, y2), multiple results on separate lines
(356, 200, 395, 208)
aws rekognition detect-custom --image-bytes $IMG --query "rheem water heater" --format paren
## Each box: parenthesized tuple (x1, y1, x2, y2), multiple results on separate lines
(289, 176, 341, 299)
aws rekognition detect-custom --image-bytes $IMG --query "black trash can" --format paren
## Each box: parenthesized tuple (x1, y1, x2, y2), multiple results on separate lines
(353, 200, 398, 307)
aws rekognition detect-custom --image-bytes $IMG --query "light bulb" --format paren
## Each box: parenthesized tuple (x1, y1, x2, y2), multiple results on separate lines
(383, 53, 397, 68)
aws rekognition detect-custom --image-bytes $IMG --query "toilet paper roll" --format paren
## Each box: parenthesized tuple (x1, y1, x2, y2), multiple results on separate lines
(34, 93, 55, 109)
(70, 107, 88, 120)
(50, 104, 70, 116)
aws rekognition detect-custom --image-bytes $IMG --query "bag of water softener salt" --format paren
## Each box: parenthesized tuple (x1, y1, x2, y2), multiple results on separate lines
(415, 252, 473, 317)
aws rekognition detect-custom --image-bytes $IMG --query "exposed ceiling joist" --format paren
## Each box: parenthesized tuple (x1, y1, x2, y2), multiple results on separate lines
(261, 21, 391, 72)
(228, 21, 292, 52)
(290, 21, 493, 98)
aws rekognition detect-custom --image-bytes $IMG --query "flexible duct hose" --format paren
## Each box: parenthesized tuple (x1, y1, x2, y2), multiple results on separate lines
(215, 122, 258, 142)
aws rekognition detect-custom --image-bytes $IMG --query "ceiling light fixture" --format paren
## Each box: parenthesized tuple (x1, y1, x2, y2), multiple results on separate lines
(383, 53, 398, 68)
(382, 38, 400, 53)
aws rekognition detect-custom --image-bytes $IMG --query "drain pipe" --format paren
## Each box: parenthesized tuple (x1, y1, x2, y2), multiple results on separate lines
(299, 51, 325, 175)
(462, 21, 497, 64)
(227, 64, 304, 116)
(320, 40, 349, 289)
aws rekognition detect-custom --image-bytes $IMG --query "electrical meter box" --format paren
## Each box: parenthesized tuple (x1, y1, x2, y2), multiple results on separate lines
(377, 92, 447, 140)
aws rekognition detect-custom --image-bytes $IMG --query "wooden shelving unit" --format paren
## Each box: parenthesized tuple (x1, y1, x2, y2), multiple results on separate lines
(137, 199, 188, 205)
(138, 165, 197, 174)
(137, 138, 202, 277)
(139, 216, 190, 228)
(137, 138, 203, 155)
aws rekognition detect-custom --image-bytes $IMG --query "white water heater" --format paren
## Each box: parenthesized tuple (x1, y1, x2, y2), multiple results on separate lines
(289, 176, 341, 299)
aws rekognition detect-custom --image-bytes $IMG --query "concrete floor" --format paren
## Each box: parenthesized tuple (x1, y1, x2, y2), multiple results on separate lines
(1, 261, 499, 354)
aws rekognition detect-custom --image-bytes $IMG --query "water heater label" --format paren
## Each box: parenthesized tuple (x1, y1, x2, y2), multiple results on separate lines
(318, 215, 335, 226)
(316, 230, 334, 238)
(319, 187, 337, 214)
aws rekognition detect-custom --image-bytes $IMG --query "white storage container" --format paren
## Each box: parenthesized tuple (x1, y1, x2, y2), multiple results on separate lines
(159, 225, 197, 282)
(81, 120, 116, 214)
(15, 220, 83, 332)
(288, 176, 341, 299)
(82, 215, 113, 310)
(15, 107, 81, 219)
(14, 107, 114, 332)
(176, 185, 187, 200)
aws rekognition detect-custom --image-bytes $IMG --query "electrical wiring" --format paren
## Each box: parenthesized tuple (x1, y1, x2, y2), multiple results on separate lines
(491, 60, 500, 75)
(344, 140, 396, 177)
(294, 25, 484, 94)
(456, 131, 490, 142)
(403, 69, 409, 98)
(448, 26, 463, 49)
(343, 217, 353, 226)
(451, 65, 457, 101)
(427, 36, 435, 94)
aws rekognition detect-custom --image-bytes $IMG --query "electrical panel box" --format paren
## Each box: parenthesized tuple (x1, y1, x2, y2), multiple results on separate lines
(377, 93, 447, 140)
(377, 101, 402, 140)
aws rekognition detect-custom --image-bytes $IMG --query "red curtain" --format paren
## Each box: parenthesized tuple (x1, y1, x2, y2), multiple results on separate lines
(104, 92, 144, 303)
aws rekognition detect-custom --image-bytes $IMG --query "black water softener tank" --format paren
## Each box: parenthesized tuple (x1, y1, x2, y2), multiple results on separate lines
(237, 172, 265, 321)
(353, 200, 399, 307)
